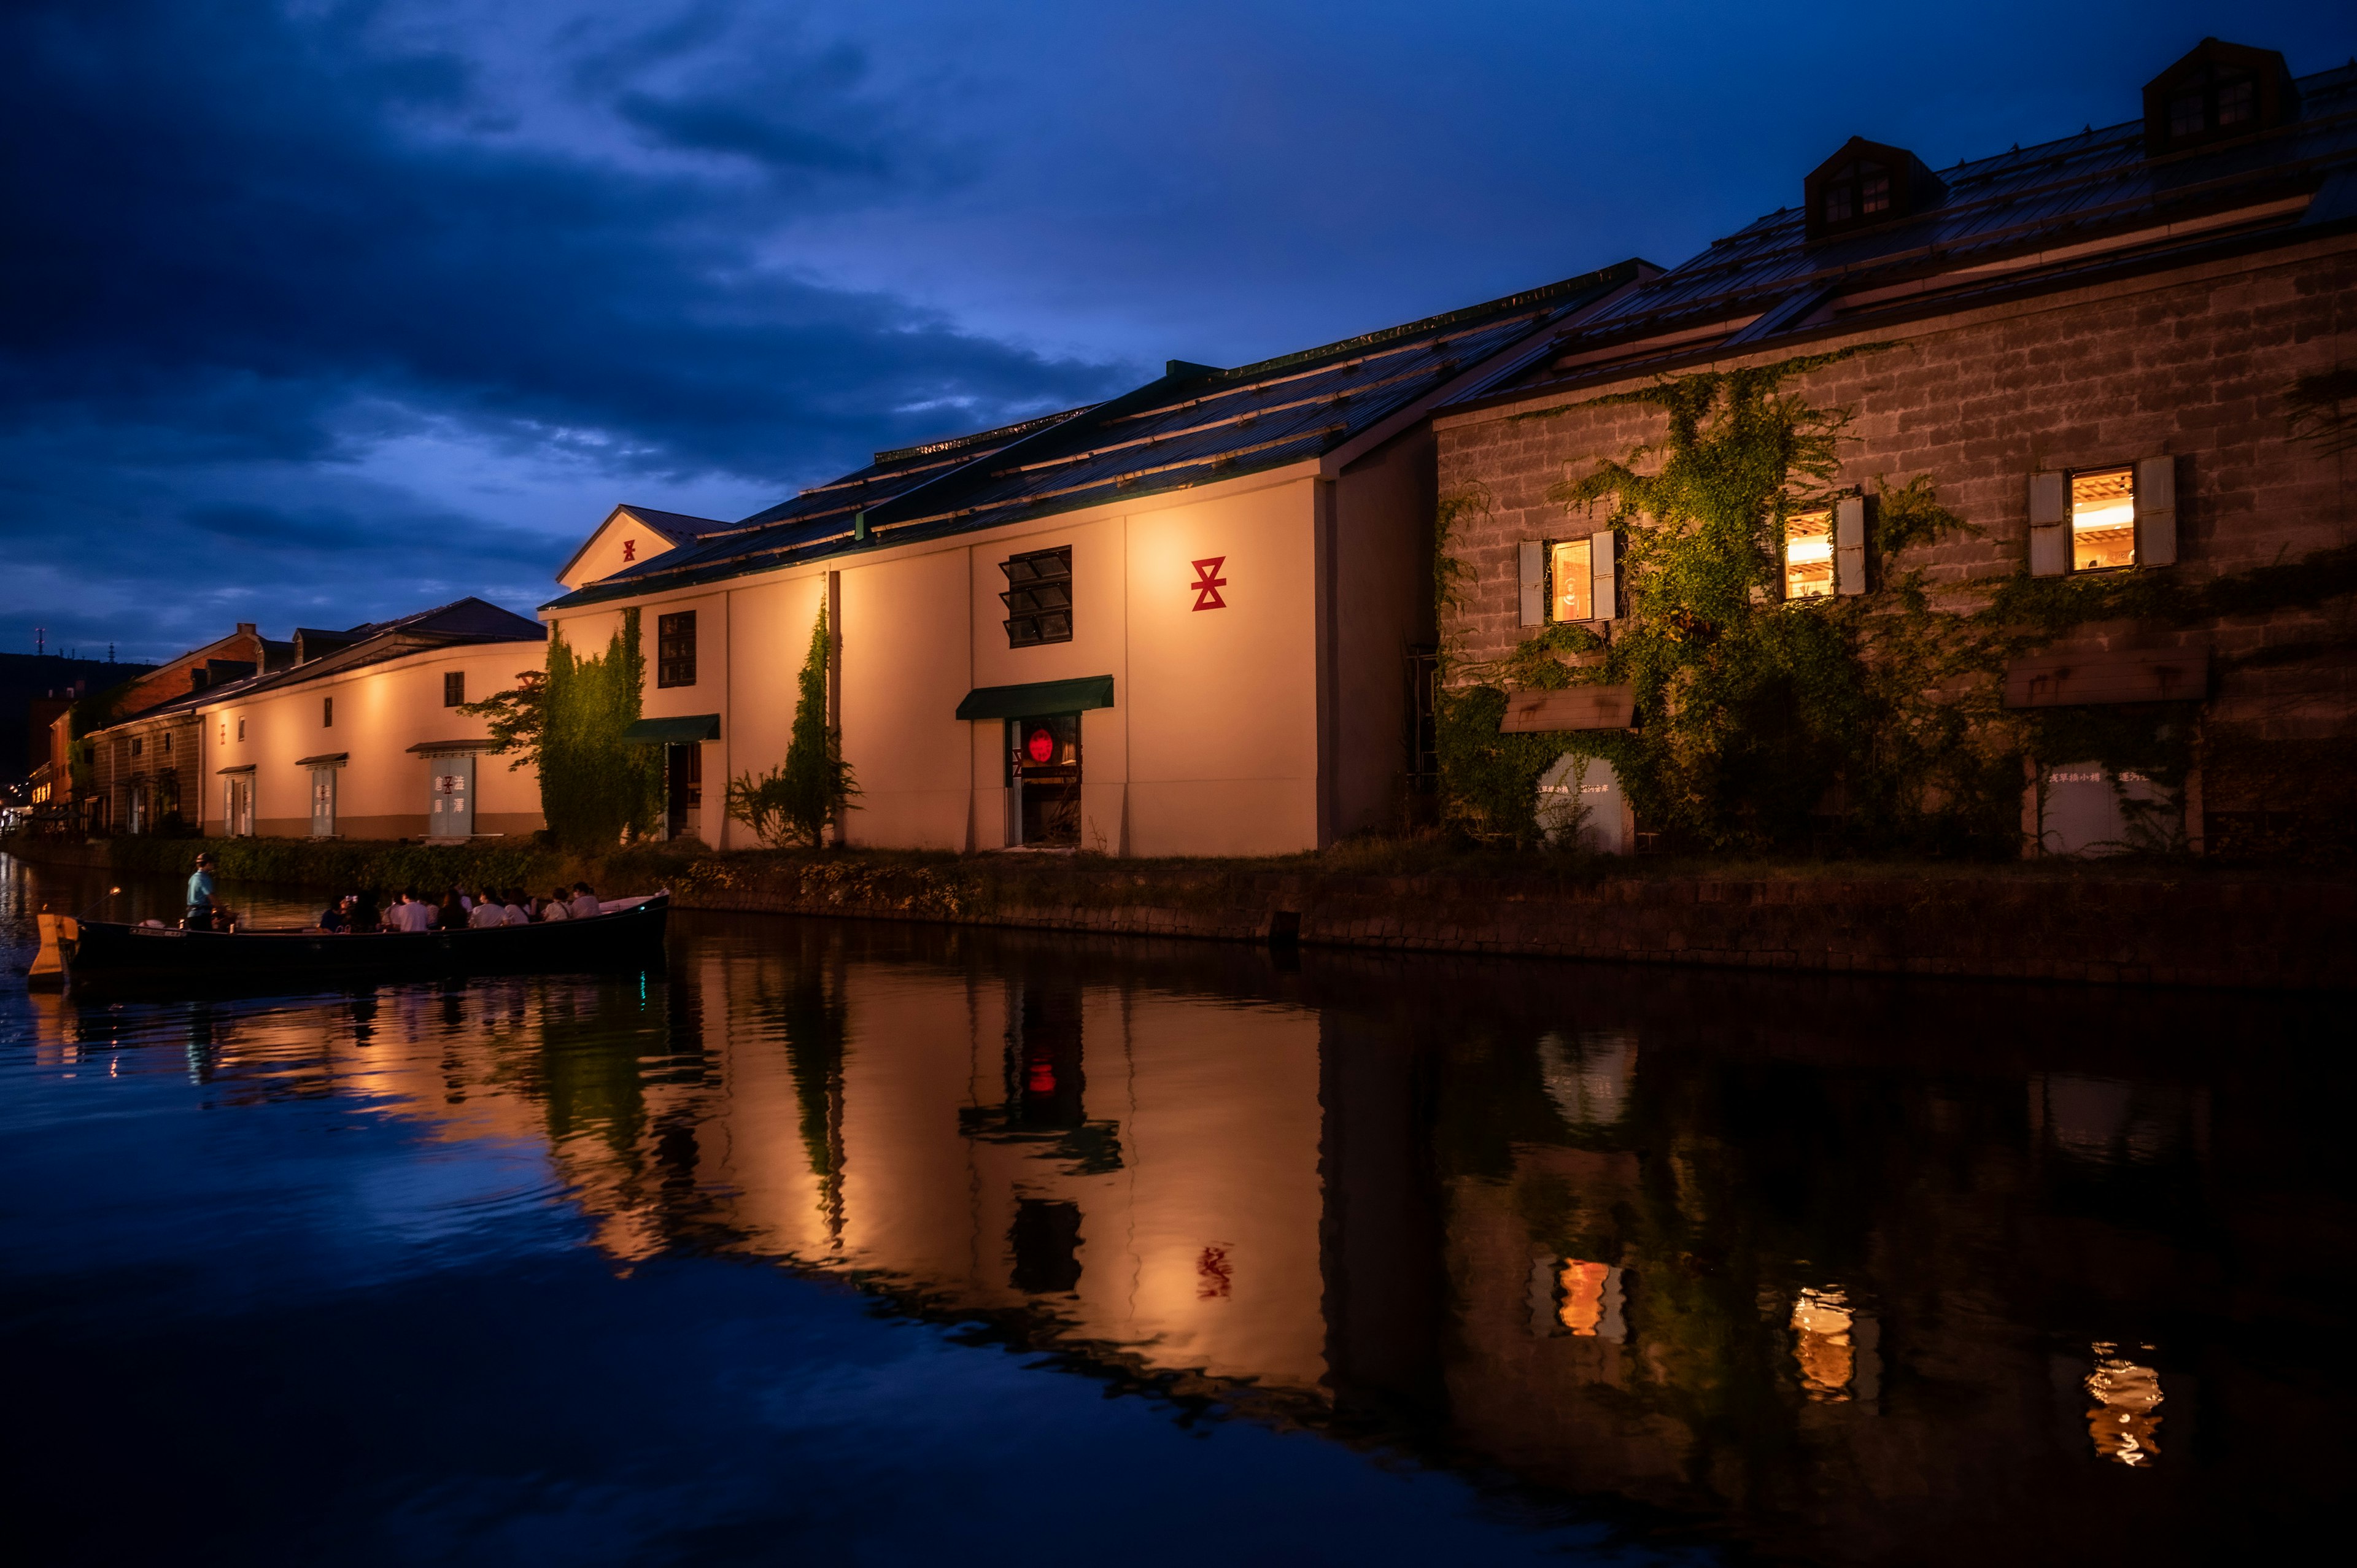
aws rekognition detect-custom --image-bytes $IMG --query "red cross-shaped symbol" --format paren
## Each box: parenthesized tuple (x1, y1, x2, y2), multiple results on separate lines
(621, 538, 637, 562)
(1191, 556, 1228, 611)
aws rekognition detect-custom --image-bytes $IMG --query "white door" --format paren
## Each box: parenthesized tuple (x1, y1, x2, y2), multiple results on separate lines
(429, 755, 474, 838)
(310, 768, 337, 838)
(223, 776, 254, 837)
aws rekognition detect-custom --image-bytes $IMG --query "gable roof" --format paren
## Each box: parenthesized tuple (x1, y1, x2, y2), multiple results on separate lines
(1445, 55, 2357, 412)
(552, 503, 737, 587)
(544, 260, 1647, 612)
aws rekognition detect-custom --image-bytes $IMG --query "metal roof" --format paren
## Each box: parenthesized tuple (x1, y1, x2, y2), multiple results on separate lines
(544, 263, 1641, 612)
(1448, 58, 2357, 411)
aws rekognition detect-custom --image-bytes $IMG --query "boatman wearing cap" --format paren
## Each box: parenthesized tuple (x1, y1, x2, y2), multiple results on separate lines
(187, 853, 219, 930)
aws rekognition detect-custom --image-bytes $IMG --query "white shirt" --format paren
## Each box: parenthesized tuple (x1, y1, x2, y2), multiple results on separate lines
(569, 894, 602, 920)
(541, 900, 571, 922)
(503, 903, 530, 925)
(467, 902, 506, 929)
(395, 902, 434, 933)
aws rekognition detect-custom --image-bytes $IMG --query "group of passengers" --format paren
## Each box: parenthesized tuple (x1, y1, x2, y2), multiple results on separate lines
(317, 882, 605, 933)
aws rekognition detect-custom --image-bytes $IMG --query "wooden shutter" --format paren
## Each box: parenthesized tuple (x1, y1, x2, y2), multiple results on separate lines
(1834, 496, 1867, 596)
(2028, 471, 2069, 577)
(2135, 455, 2177, 566)
(1517, 540, 1544, 627)
(1589, 529, 1618, 620)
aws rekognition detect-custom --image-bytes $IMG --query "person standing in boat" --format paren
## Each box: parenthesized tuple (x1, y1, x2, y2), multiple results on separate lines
(185, 852, 231, 931)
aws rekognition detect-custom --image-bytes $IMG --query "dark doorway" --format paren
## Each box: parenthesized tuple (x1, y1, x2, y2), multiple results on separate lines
(1009, 1198, 1083, 1294)
(1010, 713, 1081, 846)
(665, 743, 702, 841)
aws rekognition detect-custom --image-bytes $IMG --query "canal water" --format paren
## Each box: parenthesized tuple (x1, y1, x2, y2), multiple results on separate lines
(2, 855, 2347, 1565)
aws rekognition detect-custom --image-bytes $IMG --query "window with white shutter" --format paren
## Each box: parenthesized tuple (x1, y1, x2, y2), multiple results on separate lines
(1517, 540, 1544, 627)
(2028, 471, 2069, 577)
(1834, 496, 1868, 596)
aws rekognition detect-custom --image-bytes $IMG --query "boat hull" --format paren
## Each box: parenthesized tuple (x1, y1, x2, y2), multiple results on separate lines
(61, 895, 670, 990)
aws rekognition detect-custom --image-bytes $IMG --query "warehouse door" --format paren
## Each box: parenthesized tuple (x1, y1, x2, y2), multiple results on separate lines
(1010, 714, 1081, 848)
(310, 768, 338, 838)
(429, 755, 474, 839)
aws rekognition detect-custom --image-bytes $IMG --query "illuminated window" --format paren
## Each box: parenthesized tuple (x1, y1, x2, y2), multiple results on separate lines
(2086, 1342, 2164, 1466)
(657, 611, 697, 687)
(2070, 466, 2136, 571)
(1784, 509, 1833, 599)
(1000, 546, 1073, 647)
(1792, 1287, 1856, 1399)
(1548, 538, 1592, 622)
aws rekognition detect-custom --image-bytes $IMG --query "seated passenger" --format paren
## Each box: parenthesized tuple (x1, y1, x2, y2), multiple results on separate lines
(437, 889, 467, 931)
(541, 886, 573, 922)
(466, 892, 508, 929)
(501, 889, 530, 925)
(319, 898, 350, 933)
(568, 882, 602, 921)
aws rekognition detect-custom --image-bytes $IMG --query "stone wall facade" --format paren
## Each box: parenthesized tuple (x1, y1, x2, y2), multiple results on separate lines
(1433, 233, 2357, 839)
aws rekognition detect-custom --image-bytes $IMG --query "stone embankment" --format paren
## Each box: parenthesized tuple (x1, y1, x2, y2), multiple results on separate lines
(7, 836, 2347, 991)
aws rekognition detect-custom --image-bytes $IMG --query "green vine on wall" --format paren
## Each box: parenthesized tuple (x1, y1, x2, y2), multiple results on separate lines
(538, 607, 658, 849)
(726, 604, 859, 848)
(1437, 349, 2357, 857)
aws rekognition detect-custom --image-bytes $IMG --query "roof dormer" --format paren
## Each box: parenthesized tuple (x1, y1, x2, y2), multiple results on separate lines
(1803, 137, 1945, 242)
(2142, 38, 2298, 157)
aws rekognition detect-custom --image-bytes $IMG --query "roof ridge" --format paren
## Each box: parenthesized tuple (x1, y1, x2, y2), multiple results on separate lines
(872, 404, 1096, 467)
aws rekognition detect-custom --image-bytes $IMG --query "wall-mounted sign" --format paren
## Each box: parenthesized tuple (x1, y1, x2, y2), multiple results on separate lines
(1026, 727, 1055, 764)
(620, 538, 638, 562)
(1191, 556, 1228, 611)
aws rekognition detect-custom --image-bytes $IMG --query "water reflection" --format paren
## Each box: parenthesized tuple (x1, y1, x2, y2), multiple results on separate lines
(4, 855, 2350, 1564)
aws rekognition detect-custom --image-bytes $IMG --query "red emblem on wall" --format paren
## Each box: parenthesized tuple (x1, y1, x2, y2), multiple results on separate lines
(621, 538, 637, 562)
(1191, 556, 1228, 611)
(1026, 727, 1055, 764)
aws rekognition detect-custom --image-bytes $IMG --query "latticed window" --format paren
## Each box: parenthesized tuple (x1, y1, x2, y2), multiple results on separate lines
(657, 611, 697, 687)
(1821, 162, 1888, 226)
(1000, 547, 1073, 647)
(1785, 510, 1834, 599)
(2070, 468, 2136, 571)
(443, 671, 465, 707)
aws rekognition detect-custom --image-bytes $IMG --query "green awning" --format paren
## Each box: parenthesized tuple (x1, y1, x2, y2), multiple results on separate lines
(955, 675, 1115, 722)
(622, 713, 722, 745)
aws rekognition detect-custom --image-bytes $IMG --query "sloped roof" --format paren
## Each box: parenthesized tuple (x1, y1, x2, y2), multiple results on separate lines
(100, 598, 544, 726)
(544, 261, 1643, 612)
(1447, 58, 2357, 411)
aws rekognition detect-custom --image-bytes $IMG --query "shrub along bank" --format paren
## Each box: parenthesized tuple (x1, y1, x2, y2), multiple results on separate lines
(6, 835, 2345, 990)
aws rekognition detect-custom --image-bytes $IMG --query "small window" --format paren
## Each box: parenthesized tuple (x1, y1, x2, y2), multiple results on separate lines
(1824, 172, 1854, 225)
(1784, 510, 1834, 599)
(236, 717, 245, 741)
(323, 695, 334, 728)
(1547, 539, 1592, 622)
(2216, 75, 2254, 128)
(130, 736, 142, 757)
(2168, 91, 2205, 140)
(443, 671, 465, 707)
(1860, 168, 1891, 215)
(1821, 161, 1886, 227)
(2070, 467, 2136, 571)
(657, 611, 698, 687)
(1000, 547, 1074, 647)
(161, 733, 171, 755)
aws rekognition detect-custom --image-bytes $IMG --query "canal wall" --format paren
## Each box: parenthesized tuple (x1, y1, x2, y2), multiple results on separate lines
(12, 834, 2344, 991)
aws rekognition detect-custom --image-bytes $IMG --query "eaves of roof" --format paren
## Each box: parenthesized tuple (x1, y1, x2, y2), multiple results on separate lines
(545, 263, 1646, 614)
(1439, 200, 2357, 423)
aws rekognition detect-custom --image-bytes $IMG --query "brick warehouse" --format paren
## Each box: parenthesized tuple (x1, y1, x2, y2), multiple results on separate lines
(1432, 38, 2357, 857)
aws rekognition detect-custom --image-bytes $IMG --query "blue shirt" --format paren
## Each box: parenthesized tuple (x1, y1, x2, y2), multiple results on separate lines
(187, 868, 216, 908)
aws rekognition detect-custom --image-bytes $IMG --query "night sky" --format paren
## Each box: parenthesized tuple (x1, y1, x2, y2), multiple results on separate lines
(8, 1, 2353, 661)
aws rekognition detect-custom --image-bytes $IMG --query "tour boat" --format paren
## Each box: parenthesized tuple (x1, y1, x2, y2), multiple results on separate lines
(34, 893, 670, 989)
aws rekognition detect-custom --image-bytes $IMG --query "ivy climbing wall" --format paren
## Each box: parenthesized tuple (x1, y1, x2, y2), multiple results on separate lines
(1430, 236, 2357, 857)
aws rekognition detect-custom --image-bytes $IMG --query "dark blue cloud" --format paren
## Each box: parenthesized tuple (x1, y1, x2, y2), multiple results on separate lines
(2, 0, 2353, 662)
